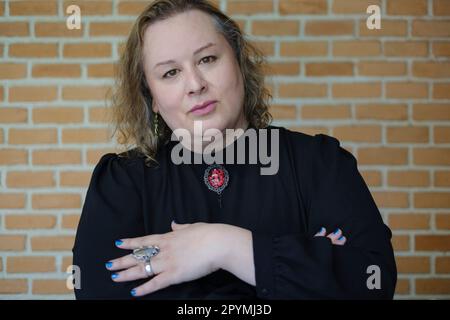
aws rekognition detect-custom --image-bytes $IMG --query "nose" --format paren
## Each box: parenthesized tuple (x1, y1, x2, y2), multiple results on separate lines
(187, 67, 207, 95)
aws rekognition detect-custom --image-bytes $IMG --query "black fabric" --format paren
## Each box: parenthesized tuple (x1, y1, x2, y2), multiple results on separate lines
(72, 125, 397, 299)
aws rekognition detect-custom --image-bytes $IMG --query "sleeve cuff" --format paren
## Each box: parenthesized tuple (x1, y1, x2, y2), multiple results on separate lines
(252, 231, 276, 299)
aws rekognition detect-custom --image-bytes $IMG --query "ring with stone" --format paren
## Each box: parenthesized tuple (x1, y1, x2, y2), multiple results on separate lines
(132, 245, 160, 263)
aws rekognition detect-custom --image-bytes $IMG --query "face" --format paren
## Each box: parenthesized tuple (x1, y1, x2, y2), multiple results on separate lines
(142, 10, 248, 142)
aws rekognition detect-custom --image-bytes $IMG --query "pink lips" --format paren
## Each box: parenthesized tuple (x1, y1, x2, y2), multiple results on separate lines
(190, 101, 217, 116)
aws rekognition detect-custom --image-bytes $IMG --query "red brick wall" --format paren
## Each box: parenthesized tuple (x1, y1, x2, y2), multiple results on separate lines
(0, 0, 449, 299)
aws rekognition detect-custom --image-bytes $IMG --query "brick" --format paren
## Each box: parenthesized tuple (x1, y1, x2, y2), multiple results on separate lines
(333, 0, 381, 13)
(264, 62, 300, 76)
(372, 192, 409, 208)
(0, 193, 26, 208)
(118, 0, 155, 15)
(358, 147, 408, 165)
(386, 82, 428, 99)
(60, 171, 91, 187)
(88, 107, 109, 123)
(436, 214, 450, 230)
(395, 278, 410, 295)
(252, 20, 299, 36)
(0, 149, 28, 165)
(434, 83, 450, 99)
(16, 141, 70, 161)
(31, 236, 75, 251)
(62, 86, 111, 101)
(0, 235, 26, 251)
(9, 86, 57, 102)
(436, 257, 450, 273)
(414, 148, 450, 165)
(10, 0, 57, 15)
(361, 170, 382, 187)
(358, 61, 406, 76)
(279, 83, 327, 98)
(395, 256, 430, 273)
(228, 0, 273, 15)
(305, 21, 353, 36)
(386, 126, 429, 143)
(61, 256, 73, 272)
(7, 256, 56, 273)
(414, 193, 450, 208)
(289, 126, 330, 137)
(269, 104, 296, 120)
(0, 63, 27, 79)
(63, 43, 111, 58)
(9, 43, 58, 58)
(435, 127, 450, 143)
(305, 62, 353, 76)
(35, 22, 83, 37)
(63, 0, 112, 15)
(250, 40, 275, 57)
(0, 279, 28, 294)
(388, 171, 430, 187)
(355, 104, 407, 120)
(391, 235, 410, 251)
(333, 41, 381, 56)
(434, 0, 450, 15)
(9, 128, 58, 145)
(416, 279, 450, 294)
(89, 22, 133, 36)
(33, 107, 84, 124)
(32, 194, 81, 209)
(413, 104, 450, 121)
(412, 20, 450, 37)
(388, 213, 430, 229)
(0, 22, 29, 36)
(7, 171, 55, 188)
(62, 128, 112, 144)
(384, 41, 428, 57)
(279, 0, 327, 14)
(435, 171, 450, 187)
(32, 279, 73, 294)
(359, 20, 407, 37)
(413, 62, 450, 78)
(387, 0, 428, 15)
(280, 41, 328, 57)
(301, 104, 351, 119)
(0, 108, 28, 123)
(5, 215, 56, 229)
(61, 214, 81, 229)
(433, 42, 450, 57)
(333, 125, 381, 142)
(332, 82, 381, 98)
(32, 64, 81, 78)
(86, 148, 118, 164)
(88, 63, 117, 78)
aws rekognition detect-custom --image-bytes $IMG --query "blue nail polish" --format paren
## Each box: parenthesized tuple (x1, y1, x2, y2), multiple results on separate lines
(320, 227, 325, 233)
(105, 262, 113, 269)
(131, 289, 136, 296)
(111, 273, 119, 280)
(115, 240, 123, 246)
(338, 236, 345, 241)
(333, 228, 340, 234)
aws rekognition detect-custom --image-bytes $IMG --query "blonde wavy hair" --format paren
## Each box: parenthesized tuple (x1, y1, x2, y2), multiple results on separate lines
(110, 0, 273, 166)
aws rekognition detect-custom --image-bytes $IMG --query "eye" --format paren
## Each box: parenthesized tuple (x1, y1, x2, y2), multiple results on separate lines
(162, 55, 217, 79)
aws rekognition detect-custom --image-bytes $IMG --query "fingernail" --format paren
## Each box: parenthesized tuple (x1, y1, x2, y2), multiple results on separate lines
(320, 227, 325, 233)
(111, 273, 119, 280)
(333, 228, 340, 234)
(105, 262, 113, 269)
(115, 240, 123, 246)
(131, 289, 137, 296)
(338, 236, 345, 241)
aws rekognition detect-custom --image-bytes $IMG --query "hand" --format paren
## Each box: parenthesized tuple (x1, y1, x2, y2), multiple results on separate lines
(314, 227, 347, 245)
(105, 221, 227, 297)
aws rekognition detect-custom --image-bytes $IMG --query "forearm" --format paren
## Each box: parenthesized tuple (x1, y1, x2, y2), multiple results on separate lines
(218, 225, 256, 287)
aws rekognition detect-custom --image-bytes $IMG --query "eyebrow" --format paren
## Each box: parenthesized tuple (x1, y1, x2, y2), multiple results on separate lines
(152, 43, 216, 70)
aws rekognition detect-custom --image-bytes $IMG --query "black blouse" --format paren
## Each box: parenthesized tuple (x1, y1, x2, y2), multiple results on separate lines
(72, 125, 397, 299)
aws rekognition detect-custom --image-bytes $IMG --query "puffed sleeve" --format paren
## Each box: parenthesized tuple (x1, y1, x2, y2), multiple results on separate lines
(72, 153, 145, 299)
(252, 133, 397, 299)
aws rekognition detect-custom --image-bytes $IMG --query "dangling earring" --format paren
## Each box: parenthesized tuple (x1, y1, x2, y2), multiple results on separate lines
(153, 112, 159, 137)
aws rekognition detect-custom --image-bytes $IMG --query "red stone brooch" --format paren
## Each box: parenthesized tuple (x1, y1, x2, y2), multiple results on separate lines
(204, 164, 229, 207)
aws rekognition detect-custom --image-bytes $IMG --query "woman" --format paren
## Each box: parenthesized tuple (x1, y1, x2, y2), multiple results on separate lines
(72, 0, 397, 299)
